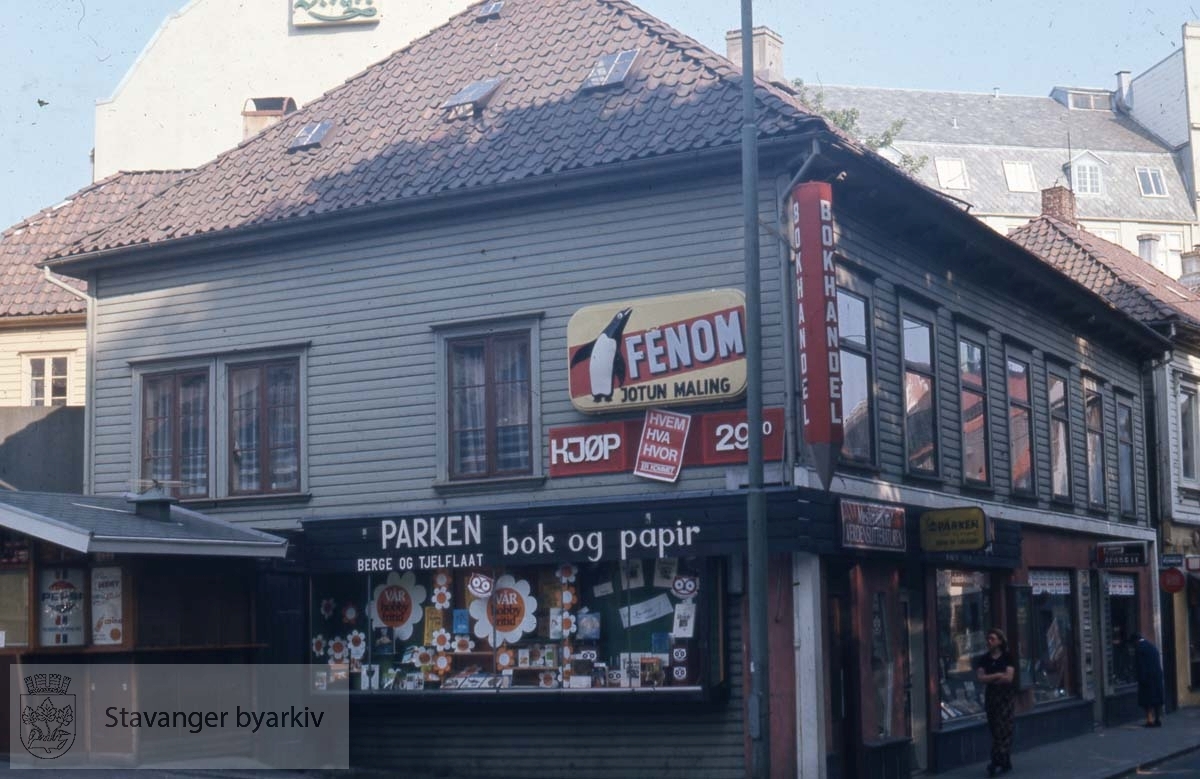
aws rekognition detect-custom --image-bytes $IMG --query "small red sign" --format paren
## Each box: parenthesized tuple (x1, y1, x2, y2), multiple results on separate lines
(1160, 567, 1186, 594)
(692, 407, 786, 465)
(548, 420, 640, 477)
(633, 409, 692, 482)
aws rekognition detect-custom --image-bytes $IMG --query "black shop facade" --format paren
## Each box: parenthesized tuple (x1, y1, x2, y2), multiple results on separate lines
(297, 489, 836, 777)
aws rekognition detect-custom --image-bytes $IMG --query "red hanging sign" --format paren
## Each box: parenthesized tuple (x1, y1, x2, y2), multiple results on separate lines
(791, 181, 843, 489)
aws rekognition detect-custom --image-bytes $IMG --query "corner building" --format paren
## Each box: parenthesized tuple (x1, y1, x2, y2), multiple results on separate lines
(44, 1, 1164, 775)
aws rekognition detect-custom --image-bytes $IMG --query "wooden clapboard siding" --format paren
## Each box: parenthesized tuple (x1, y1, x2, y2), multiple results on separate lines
(87, 175, 785, 524)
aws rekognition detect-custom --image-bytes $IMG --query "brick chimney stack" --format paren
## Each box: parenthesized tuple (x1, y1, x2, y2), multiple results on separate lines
(1041, 186, 1077, 226)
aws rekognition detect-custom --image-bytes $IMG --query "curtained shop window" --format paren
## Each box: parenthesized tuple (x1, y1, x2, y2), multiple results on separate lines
(1188, 576, 1200, 688)
(1048, 370, 1072, 500)
(935, 569, 991, 722)
(1028, 570, 1077, 703)
(308, 558, 716, 693)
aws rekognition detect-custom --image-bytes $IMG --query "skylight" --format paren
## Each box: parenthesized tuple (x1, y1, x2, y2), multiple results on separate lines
(1002, 161, 1036, 193)
(476, 1, 504, 19)
(934, 157, 969, 190)
(442, 78, 503, 118)
(288, 120, 333, 151)
(582, 50, 639, 91)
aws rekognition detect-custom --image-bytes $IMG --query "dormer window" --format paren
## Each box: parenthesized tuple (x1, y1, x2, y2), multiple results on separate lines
(1002, 161, 1037, 193)
(1071, 162, 1102, 195)
(1068, 91, 1112, 111)
(1136, 167, 1167, 197)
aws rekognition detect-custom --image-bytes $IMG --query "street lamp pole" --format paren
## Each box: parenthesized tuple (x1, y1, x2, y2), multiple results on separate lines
(739, 1, 770, 778)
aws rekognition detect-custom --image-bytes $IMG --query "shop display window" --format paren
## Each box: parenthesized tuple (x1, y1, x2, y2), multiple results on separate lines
(1188, 576, 1200, 689)
(1103, 573, 1138, 688)
(936, 569, 991, 723)
(308, 558, 711, 693)
(1025, 571, 1076, 703)
(0, 570, 30, 648)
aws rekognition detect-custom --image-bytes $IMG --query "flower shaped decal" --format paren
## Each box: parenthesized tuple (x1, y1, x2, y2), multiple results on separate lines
(342, 604, 358, 625)
(432, 586, 452, 610)
(347, 629, 367, 659)
(470, 575, 537, 645)
(430, 628, 453, 652)
(453, 635, 476, 653)
(433, 570, 452, 589)
(556, 563, 578, 584)
(319, 598, 336, 620)
(538, 670, 557, 688)
(415, 647, 434, 667)
(369, 572, 426, 640)
(561, 586, 578, 609)
(495, 647, 516, 670)
(433, 652, 453, 677)
(328, 636, 348, 663)
(559, 611, 577, 636)
(311, 634, 326, 657)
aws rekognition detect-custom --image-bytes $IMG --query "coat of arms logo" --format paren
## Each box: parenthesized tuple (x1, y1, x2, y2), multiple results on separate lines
(19, 673, 75, 759)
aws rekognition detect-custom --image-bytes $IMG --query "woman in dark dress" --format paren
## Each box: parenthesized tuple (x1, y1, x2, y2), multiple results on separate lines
(1133, 632, 1165, 727)
(975, 628, 1016, 776)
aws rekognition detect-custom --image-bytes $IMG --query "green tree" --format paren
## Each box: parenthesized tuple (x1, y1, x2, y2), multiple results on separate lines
(793, 81, 928, 176)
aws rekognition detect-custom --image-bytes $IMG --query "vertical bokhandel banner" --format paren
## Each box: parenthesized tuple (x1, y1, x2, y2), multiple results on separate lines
(791, 181, 843, 490)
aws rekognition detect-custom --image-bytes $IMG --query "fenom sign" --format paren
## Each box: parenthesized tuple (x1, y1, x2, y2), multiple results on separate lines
(840, 500, 906, 552)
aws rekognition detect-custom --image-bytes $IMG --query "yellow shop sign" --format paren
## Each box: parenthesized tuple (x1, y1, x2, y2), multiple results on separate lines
(919, 507, 988, 552)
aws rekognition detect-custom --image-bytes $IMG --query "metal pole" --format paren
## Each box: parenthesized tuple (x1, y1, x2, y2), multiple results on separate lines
(739, 2, 770, 777)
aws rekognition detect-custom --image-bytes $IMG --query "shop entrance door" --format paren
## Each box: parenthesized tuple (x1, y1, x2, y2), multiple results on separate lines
(900, 588, 927, 772)
(827, 578, 854, 779)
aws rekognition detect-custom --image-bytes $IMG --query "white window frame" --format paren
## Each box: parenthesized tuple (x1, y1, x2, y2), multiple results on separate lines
(1136, 167, 1167, 197)
(1180, 378, 1200, 487)
(130, 345, 308, 500)
(22, 353, 72, 407)
(1002, 161, 1037, 193)
(934, 157, 970, 190)
(1072, 162, 1103, 195)
(433, 314, 543, 485)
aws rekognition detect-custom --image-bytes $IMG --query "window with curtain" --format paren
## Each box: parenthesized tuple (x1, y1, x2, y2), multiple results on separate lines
(1049, 371, 1072, 500)
(1085, 378, 1106, 507)
(1181, 383, 1199, 483)
(903, 313, 937, 475)
(838, 287, 873, 464)
(1117, 398, 1135, 516)
(448, 332, 532, 479)
(229, 359, 300, 495)
(142, 369, 210, 498)
(1007, 356, 1034, 495)
(959, 336, 988, 485)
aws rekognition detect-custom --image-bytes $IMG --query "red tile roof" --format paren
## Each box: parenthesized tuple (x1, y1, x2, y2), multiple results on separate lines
(59, 0, 832, 257)
(1008, 216, 1200, 327)
(0, 171, 187, 318)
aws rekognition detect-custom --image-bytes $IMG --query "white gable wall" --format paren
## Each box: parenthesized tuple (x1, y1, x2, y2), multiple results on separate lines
(93, 0, 472, 179)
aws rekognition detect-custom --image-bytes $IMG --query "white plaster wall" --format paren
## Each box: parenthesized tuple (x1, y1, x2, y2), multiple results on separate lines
(94, 0, 473, 179)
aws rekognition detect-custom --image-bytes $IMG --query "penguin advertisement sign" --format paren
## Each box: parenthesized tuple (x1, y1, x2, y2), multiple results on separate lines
(567, 289, 748, 413)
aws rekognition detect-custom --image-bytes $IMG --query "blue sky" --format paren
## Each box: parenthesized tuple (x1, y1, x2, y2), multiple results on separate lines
(1, 0, 1196, 229)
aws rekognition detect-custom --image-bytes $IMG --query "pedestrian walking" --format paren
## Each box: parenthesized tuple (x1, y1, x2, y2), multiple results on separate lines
(1133, 632, 1165, 727)
(975, 628, 1016, 776)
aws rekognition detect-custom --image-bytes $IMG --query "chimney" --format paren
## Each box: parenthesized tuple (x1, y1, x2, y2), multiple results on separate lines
(1114, 71, 1132, 112)
(1041, 186, 1077, 225)
(725, 27, 785, 86)
(1137, 233, 1161, 265)
(123, 486, 178, 522)
(1181, 246, 1200, 291)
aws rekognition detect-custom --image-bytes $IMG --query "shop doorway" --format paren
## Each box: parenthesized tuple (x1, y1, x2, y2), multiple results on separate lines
(826, 578, 854, 779)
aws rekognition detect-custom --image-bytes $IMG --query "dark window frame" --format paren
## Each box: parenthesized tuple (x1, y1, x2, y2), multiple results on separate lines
(1047, 365, 1073, 502)
(1181, 379, 1200, 485)
(1115, 394, 1136, 518)
(837, 280, 876, 467)
(957, 330, 990, 487)
(1084, 376, 1107, 509)
(141, 368, 210, 499)
(900, 304, 939, 477)
(227, 357, 302, 497)
(446, 330, 533, 480)
(1006, 350, 1036, 497)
